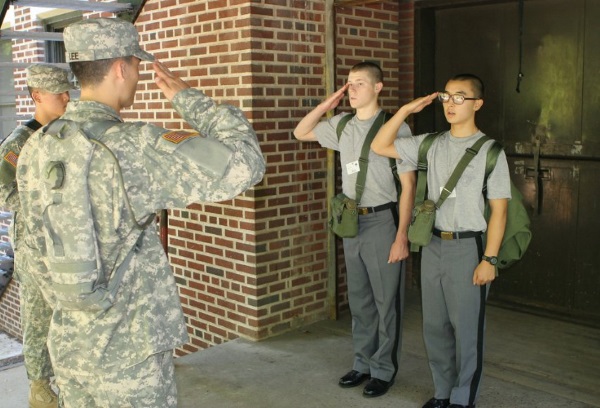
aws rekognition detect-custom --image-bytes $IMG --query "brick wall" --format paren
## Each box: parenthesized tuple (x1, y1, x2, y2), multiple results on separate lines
(0, 0, 416, 354)
(12, 6, 45, 120)
(332, 0, 415, 304)
(130, 0, 413, 355)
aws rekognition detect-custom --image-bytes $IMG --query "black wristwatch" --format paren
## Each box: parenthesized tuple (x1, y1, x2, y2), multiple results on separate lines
(482, 255, 498, 265)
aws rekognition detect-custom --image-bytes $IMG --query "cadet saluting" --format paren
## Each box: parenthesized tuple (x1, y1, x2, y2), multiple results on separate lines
(16, 18, 265, 408)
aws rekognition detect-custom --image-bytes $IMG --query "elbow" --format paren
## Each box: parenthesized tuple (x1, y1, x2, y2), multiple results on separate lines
(371, 141, 383, 155)
(293, 128, 307, 141)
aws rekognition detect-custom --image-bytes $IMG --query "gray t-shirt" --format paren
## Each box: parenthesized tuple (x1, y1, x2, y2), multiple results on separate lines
(314, 110, 413, 207)
(394, 130, 511, 232)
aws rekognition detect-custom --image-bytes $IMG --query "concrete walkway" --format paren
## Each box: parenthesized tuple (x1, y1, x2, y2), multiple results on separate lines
(2, 289, 600, 407)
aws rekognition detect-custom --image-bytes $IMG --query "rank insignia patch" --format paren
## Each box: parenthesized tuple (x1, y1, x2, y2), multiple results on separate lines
(162, 131, 201, 144)
(3, 151, 18, 168)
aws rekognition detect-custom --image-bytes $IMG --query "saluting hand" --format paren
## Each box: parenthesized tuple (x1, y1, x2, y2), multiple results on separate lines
(319, 83, 350, 112)
(399, 92, 438, 116)
(153, 60, 190, 101)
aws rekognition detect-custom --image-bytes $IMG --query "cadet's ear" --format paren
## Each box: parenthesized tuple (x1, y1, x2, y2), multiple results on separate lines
(474, 98, 484, 111)
(31, 89, 43, 104)
(112, 59, 127, 80)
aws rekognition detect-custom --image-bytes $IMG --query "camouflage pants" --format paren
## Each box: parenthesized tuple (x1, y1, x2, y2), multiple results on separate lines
(55, 351, 177, 408)
(17, 262, 54, 380)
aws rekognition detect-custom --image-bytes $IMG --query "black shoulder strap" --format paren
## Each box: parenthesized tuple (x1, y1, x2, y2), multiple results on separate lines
(24, 119, 42, 132)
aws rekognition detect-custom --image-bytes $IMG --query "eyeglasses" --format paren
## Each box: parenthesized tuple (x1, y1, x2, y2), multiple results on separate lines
(437, 92, 480, 105)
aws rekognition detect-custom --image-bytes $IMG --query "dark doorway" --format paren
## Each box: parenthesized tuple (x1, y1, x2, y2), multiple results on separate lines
(414, 0, 600, 327)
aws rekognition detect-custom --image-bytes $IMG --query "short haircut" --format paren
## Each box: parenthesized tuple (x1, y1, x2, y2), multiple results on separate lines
(70, 56, 134, 87)
(350, 61, 383, 84)
(449, 73, 484, 99)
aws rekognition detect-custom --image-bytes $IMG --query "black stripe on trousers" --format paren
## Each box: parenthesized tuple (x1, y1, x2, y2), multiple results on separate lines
(390, 205, 402, 380)
(469, 235, 487, 405)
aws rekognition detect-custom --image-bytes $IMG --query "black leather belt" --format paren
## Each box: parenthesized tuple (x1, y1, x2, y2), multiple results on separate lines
(433, 228, 483, 240)
(357, 202, 396, 216)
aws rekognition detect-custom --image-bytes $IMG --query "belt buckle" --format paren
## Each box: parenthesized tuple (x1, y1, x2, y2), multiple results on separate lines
(357, 207, 369, 215)
(440, 231, 454, 240)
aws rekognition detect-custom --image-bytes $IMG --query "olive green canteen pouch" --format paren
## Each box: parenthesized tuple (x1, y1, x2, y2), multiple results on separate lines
(407, 199, 436, 247)
(329, 193, 358, 238)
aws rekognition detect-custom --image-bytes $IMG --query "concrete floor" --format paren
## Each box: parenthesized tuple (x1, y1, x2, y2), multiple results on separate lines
(1, 289, 599, 407)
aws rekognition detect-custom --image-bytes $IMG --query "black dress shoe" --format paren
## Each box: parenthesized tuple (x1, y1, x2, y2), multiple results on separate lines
(448, 404, 475, 408)
(422, 397, 450, 408)
(338, 370, 369, 388)
(362, 377, 393, 398)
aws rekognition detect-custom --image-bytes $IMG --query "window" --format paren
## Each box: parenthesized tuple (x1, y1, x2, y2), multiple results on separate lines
(44, 11, 81, 64)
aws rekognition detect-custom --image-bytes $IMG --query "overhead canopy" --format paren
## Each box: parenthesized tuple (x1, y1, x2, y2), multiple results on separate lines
(0, 0, 146, 34)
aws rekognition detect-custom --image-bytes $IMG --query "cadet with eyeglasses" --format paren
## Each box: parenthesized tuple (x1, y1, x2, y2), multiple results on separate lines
(0, 63, 74, 408)
(371, 74, 511, 408)
(16, 18, 265, 407)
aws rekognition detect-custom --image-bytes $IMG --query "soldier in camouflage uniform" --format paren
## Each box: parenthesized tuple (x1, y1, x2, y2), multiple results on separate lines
(16, 18, 265, 408)
(0, 63, 74, 408)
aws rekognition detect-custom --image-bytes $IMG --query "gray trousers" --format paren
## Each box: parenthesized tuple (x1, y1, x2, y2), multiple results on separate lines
(421, 234, 487, 406)
(343, 207, 405, 382)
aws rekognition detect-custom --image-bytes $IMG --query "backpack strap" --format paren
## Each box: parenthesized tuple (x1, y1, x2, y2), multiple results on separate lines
(484, 140, 503, 194)
(336, 114, 354, 141)
(354, 110, 388, 204)
(410, 132, 490, 251)
(414, 132, 442, 210)
(381, 112, 401, 195)
(410, 131, 442, 252)
(41, 119, 154, 311)
(336, 111, 401, 197)
(81, 120, 154, 230)
(435, 135, 491, 208)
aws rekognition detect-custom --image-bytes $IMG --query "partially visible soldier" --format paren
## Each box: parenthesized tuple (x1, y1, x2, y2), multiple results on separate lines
(0, 63, 73, 408)
(16, 18, 265, 408)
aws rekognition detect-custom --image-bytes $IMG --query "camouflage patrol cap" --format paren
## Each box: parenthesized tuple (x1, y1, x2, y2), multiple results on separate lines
(26, 63, 73, 93)
(63, 18, 154, 63)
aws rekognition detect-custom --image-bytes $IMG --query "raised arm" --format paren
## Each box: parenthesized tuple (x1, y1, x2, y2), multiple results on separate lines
(371, 93, 438, 158)
(293, 84, 350, 142)
(153, 60, 191, 100)
(148, 60, 265, 205)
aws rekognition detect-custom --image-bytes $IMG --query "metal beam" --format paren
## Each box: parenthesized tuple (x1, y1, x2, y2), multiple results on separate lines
(0, 29, 63, 41)
(0, 62, 69, 69)
(11, 0, 131, 12)
(0, 115, 29, 120)
(0, 92, 28, 97)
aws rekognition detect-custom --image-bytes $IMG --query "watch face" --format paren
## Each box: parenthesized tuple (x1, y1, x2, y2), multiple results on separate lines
(484, 255, 498, 265)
